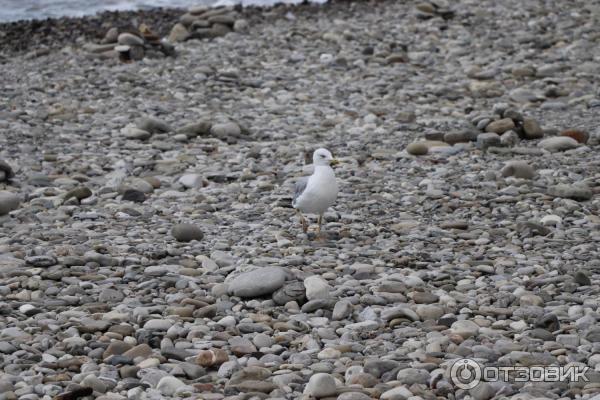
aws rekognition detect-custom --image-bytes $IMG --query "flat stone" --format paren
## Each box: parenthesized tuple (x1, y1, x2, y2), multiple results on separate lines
(538, 136, 579, 152)
(547, 183, 592, 201)
(485, 118, 515, 134)
(117, 33, 144, 46)
(228, 267, 287, 298)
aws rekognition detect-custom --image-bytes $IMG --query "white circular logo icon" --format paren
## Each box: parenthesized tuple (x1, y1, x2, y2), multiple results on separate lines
(450, 358, 482, 389)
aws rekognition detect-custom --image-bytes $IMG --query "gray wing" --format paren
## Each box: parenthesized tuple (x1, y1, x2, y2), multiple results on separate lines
(292, 176, 309, 206)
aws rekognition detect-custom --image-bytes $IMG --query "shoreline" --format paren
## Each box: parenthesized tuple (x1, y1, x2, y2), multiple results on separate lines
(0, 0, 342, 57)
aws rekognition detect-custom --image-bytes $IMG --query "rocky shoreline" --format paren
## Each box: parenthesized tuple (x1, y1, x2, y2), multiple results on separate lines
(1, 0, 600, 399)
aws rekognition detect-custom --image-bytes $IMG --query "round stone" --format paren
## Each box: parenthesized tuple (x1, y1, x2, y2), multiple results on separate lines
(171, 223, 204, 242)
(406, 142, 428, 155)
(0, 191, 20, 215)
(228, 267, 287, 298)
(304, 373, 337, 397)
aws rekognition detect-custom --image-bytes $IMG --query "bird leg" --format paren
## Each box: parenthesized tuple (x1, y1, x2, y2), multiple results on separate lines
(317, 214, 323, 234)
(297, 210, 309, 233)
(314, 214, 328, 241)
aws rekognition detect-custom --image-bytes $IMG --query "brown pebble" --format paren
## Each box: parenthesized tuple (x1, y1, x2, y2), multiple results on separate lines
(560, 129, 589, 144)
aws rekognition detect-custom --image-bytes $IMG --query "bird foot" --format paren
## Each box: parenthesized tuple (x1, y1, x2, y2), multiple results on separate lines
(300, 217, 308, 233)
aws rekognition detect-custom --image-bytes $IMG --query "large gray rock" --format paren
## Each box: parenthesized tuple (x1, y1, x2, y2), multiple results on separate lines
(547, 184, 592, 201)
(171, 223, 204, 242)
(538, 136, 579, 152)
(450, 320, 480, 338)
(0, 191, 20, 215)
(303, 373, 337, 397)
(304, 275, 331, 300)
(228, 267, 287, 298)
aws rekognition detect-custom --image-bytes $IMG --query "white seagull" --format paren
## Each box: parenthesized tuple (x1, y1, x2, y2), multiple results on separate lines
(292, 148, 339, 236)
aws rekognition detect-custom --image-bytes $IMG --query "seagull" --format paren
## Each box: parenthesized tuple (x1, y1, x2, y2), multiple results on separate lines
(292, 148, 339, 236)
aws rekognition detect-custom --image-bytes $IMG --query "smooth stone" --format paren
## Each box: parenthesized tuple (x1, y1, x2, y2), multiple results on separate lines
(304, 275, 331, 300)
(337, 393, 371, 400)
(171, 223, 204, 242)
(560, 129, 589, 143)
(303, 373, 337, 397)
(168, 23, 190, 42)
(540, 214, 562, 226)
(178, 174, 204, 189)
(121, 189, 145, 203)
(0, 191, 20, 215)
(547, 184, 592, 201)
(406, 142, 428, 156)
(64, 186, 92, 201)
(210, 122, 241, 138)
(396, 368, 430, 385)
(476, 132, 501, 149)
(156, 376, 185, 396)
(143, 319, 174, 331)
(99, 288, 125, 303)
(380, 386, 413, 400)
(538, 136, 579, 152)
(81, 375, 108, 393)
(444, 130, 477, 144)
(500, 130, 520, 146)
(0, 160, 14, 181)
(501, 160, 535, 179)
(228, 267, 287, 298)
(485, 118, 515, 134)
(450, 320, 480, 338)
(332, 300, 353, 320)
(469, 382, 496, 400)
(574, 270, 591, 286)
(122, 127, 151, 140)
(117, 33, 144, 46)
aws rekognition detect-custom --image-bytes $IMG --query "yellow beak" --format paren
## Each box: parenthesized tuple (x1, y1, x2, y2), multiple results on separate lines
(329, 158, 340, 166)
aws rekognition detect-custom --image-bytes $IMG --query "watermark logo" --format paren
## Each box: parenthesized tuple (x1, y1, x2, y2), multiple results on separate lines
(450, 358, 482, 389)
(449, 358, 590, 390)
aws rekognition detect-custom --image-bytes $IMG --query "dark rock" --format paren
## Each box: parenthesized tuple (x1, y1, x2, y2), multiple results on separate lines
(121, 189, 146, 203)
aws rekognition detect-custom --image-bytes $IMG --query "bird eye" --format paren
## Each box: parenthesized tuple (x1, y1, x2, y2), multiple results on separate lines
(321, 154, 326, 158)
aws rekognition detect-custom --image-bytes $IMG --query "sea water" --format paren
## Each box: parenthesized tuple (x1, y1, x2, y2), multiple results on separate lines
(0, 0, 327, 22)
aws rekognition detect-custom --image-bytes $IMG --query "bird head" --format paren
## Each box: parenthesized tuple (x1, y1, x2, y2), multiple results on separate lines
(313, 148, 339, 167)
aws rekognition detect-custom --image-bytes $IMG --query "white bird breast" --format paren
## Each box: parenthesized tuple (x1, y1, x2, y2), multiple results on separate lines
(295, 166, 338, 214)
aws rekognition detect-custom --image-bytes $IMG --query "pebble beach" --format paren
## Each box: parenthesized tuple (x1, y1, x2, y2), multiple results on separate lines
(1, 0, 600, 399)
